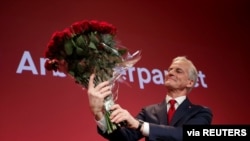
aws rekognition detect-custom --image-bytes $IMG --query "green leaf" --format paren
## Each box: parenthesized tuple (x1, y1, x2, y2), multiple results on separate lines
(70, 39, 79, 48)
(76, 47, 84, 56)
(118, 48, 128, 56)
(102, 34, 113, 44)
(76, 35, 86, 47)
(89, 32, 100, 43)
(88, 41, 97, 49)
(76, 76, 82, 84)
(77, 62, 84, 73)
(64, 41, 73, 55)
(68, 71, 75, 76)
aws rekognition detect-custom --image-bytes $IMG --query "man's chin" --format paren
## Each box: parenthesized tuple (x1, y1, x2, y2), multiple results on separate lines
(164, 82, 172, 87)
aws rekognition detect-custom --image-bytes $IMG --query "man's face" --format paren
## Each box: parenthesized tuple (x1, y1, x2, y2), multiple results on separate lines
(164, 60, 192, 91)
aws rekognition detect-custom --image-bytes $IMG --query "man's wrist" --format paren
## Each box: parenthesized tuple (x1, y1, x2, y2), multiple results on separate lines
(136, 119, 144, 131)
(94, 111, 104, 121)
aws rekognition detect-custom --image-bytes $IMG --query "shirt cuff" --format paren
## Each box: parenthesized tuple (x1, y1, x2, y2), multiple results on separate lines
(141, 121, 149, 136)
(96, 116, 107, 133)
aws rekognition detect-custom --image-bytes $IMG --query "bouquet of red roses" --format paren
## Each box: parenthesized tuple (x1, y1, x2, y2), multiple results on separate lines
(44, 20, 141, 134)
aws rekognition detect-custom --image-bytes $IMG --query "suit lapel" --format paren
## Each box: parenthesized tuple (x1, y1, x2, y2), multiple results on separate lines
(156, 100, 168, 125)
(170, 98, 192, 125)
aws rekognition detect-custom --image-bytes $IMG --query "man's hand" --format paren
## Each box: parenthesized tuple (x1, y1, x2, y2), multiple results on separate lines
(110, 104, 140, 129)
(87, 74, 112, 120)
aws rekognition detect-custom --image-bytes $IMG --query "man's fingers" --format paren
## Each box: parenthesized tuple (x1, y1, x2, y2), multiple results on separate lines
(95, 81, 110, 90)
(88, 73, 95, 89)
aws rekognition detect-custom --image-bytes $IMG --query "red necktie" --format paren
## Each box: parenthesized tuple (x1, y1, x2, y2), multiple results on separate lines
(167, 99, 176, 124)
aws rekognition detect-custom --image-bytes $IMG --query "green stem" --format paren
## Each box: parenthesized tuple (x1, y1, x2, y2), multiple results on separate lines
(105, 110, 117, 134)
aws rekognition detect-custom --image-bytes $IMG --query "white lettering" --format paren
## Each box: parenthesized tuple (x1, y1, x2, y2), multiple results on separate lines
(40, 58, 47, 75)
(152, 69, 164, 85)
(202, 128, 247, 136)
(16, 51, 38, 74)
(187, 129, 200, 136)
(16, 51, 209, 90)
(52, 71, 66, 77)
(137, 67, 151, 89)
(127, 67, 136, 82)
(197, 71, 208, 88)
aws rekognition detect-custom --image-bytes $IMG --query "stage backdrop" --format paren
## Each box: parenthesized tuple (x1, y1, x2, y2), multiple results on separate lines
(0, 0, 249, 141)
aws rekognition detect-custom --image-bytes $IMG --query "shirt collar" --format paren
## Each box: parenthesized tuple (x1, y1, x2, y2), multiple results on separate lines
(166, 95, 186, 105)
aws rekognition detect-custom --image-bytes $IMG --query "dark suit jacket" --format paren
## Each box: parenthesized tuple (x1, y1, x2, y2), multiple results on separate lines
(98, 98, 213, 141)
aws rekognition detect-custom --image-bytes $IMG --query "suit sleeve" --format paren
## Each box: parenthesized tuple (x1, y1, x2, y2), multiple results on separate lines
(148, 107, 213, 141)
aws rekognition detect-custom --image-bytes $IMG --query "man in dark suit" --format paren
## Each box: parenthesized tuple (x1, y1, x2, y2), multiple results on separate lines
(87, 56, 213, 141)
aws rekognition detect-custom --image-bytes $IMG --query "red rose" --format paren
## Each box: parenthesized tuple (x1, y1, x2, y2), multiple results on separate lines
(44, 59, 58, 71)
(71, 21, 84, 34)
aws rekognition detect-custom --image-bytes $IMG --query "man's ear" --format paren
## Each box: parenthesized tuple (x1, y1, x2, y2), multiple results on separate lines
(187, 79, 194, 88)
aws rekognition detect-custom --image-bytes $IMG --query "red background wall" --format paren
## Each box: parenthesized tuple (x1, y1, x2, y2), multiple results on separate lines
(0, 0, 249, 141)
